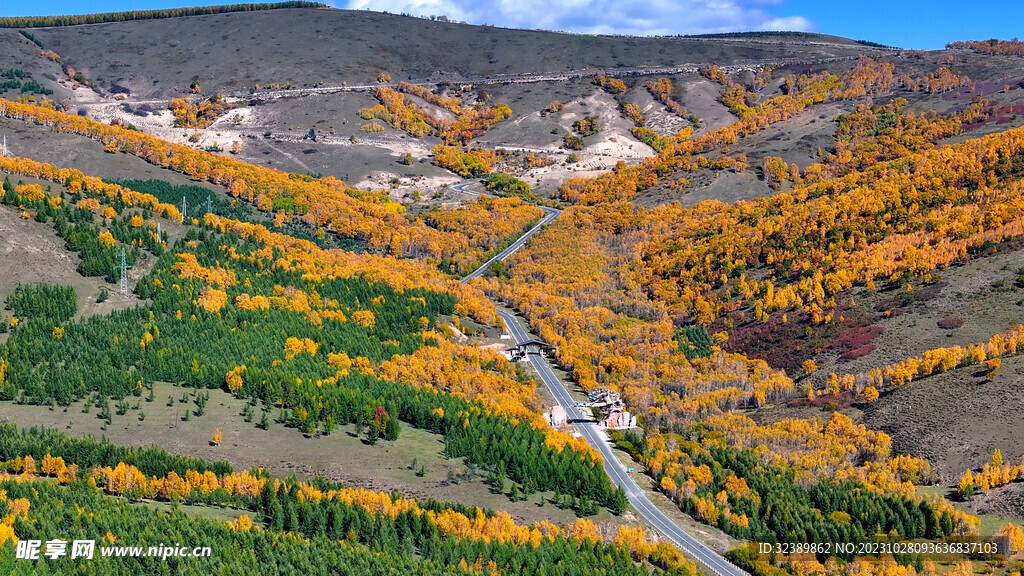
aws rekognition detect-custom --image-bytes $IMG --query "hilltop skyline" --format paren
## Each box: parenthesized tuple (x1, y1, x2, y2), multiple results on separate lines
(1, 0, 1022, 50)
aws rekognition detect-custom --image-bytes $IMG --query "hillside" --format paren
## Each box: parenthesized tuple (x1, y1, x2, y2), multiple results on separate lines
(0, 8, 895, 191)
(2, 5, 1024, 576)
(18, 9, 873, 97)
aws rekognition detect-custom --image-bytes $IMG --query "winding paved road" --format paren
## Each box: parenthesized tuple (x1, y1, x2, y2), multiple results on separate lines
(497, 309, 747, 576)
(453, 182, 561, 281)
(457, 181, 747, 576)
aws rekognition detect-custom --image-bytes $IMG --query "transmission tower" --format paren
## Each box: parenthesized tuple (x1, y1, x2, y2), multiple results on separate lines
(118, 248, 133, 296)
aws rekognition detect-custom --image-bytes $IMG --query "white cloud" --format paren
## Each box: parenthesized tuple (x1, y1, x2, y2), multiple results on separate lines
(343, 0, 814, 36)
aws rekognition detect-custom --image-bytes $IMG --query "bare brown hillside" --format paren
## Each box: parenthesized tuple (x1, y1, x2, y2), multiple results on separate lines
(22, 8, 876, 97)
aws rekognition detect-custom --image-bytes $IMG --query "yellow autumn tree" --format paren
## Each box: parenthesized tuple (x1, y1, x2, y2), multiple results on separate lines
(57, 463, 78, 484)
(98, 230, 116, 248)
(0, 521, 16, 547)
(352, 310, 376, 328)
(996, 523, 1024, 554)
(225, 365, 245, 392)
(196, 287, 228, 314)
(958, 470, 975, 497)
(660, 475, 677, 496)
(40, 454, 66, 476)
(802, 359, 817, 375)
(229, 514, 255, 531)
(863, 386, 879, 403)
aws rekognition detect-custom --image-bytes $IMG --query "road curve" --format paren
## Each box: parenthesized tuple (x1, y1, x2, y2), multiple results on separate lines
(456, 180, 746, 576)
(453, 182, 561, 282)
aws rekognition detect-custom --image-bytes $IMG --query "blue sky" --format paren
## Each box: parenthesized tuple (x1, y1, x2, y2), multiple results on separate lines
(772, 0, 1024, 49)
(1, 0, 1021, 49)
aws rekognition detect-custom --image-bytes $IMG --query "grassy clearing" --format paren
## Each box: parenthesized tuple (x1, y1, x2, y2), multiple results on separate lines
(133, 499, 262, 527)
(0, 380, 595, 526)
(974, 512, 1021, 538)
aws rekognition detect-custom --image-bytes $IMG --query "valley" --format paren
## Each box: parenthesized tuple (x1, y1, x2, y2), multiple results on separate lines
(1, 4, 1024, 576)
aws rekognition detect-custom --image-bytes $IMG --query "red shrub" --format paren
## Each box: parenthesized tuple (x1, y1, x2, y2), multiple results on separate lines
(808, 390, 857, 407)
(835, 325, 883, 350)
(937, 317, 964, 330)
(839, 344, 876, 362)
